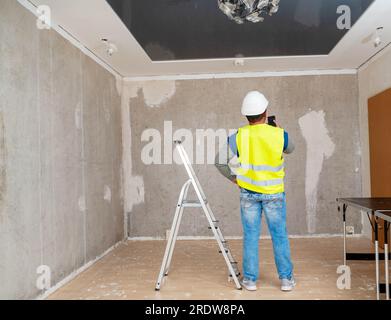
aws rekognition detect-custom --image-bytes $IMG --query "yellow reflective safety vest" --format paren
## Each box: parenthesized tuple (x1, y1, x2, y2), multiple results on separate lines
(236, 124, 285, 194)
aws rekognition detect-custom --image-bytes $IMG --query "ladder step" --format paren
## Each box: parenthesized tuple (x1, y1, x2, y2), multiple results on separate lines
(219, 249, 229, 253)
(229, 261, 240, 276)
(181, 200, 202, 208)
(208, 220, 220, 230)
(229, 272, 241, 277)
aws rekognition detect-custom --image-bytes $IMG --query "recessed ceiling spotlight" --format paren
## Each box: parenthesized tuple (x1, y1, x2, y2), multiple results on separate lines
(234, 58, 245, 67)
(373, 27, 383, 48)
(101, 38, 118, 57)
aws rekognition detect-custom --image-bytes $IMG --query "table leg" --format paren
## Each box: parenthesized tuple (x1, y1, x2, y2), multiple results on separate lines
(375, 214, 380, 300)
(384, 220, 389, 301)
(342, 204, 347, 266)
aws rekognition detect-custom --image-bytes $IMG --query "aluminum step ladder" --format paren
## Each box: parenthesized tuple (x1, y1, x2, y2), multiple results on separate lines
(155, 140, 242, 291)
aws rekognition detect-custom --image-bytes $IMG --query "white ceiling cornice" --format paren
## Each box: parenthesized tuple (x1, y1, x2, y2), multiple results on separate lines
(123, 69, 357, 82)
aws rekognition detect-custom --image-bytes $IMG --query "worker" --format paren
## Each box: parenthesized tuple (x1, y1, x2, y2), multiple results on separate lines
(215, 91, 295, 292)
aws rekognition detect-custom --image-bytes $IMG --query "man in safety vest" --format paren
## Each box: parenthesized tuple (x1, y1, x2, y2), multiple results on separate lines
(215, 91, 295, 292)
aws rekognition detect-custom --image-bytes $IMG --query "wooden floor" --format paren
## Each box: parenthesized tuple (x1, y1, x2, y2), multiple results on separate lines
(48, 237, 385, 300)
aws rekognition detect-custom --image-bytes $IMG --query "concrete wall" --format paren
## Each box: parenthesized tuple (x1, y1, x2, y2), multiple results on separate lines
(123, 74, 362, 238)
(358, 45, 391, 238)
(0, 0, 123, 299)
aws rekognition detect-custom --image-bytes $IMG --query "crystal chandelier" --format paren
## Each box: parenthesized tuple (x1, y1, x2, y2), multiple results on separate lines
(218, 0, 280, 24)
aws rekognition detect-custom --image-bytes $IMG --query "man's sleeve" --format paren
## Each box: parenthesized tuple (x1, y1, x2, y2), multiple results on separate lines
(228, 132, 239, 157)
(283, 131, 295, 154)
(214, 133, 237, 182)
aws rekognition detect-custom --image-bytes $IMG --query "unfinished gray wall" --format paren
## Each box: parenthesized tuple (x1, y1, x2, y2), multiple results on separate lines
(358, 45, 391, 238)
(0, 0, 123, 299)
(123, 74, 362, 238)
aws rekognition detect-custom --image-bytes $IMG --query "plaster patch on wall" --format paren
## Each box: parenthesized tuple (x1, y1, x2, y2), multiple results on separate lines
(355, 140, 362, 156)
(125, 82, 143, 100)
(122, 80, 176, 108)
(119, 163, 124, 202)
(120, 80, 177, 219)
(299, 110, 335, 234)
(0, 111, 7, 223)
(128, 176, 145, 207)
(141, 81, 176, 108)
(121, 81, 145, 218)
(78, 196, 86, 212)
(74, 102, 82, 130)
(104, 185, 112, 203)
(103, 99, 111, 123)
(115, 75, 123, 97)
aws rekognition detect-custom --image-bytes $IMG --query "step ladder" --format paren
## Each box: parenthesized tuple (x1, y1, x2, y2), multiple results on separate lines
(155, 140, 242, 291)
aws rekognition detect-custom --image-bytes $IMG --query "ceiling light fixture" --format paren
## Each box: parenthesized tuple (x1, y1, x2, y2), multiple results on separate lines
(234, 58, 245, 66)
(101, 38, 118, 57)
(218, 0, 280, 24)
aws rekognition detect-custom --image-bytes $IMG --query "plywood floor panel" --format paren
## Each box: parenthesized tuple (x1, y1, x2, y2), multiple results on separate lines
(48, 238, 383, 300)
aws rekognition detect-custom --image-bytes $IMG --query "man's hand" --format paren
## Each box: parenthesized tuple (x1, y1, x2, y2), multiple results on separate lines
(231, 177, 238, 185)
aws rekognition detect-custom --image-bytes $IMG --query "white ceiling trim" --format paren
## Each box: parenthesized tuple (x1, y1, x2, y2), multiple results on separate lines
(17, 0, 122, 78)
(358, 41, 391, 71)
(152, 54, 328, 64)
(124, 68, 357, 82)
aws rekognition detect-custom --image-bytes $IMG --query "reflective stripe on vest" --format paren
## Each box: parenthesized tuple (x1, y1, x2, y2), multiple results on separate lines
(236, 124, 285, 194)
(236, 176, 284, 187)
(240, 163, 285, 173)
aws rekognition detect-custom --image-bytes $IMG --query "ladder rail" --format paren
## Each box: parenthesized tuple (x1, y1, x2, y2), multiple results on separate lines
(155, 179, 191, 290)
(205, 201, 239, 272)
(175, 141, 207, 201)
(177, 142, 240, 274)
(155, 141, 242, 291)
(176, 141, 241, 285)
(164, 180, 192, 276)
(197, 194, 242, 289)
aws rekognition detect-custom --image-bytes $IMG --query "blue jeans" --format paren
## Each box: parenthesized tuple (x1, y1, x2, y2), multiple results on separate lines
(240, 188, 293, 281)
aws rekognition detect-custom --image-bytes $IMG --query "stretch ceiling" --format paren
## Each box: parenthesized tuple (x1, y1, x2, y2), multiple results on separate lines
(106, 0, 374, 61)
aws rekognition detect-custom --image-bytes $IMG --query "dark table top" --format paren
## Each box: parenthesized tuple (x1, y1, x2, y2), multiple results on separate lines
(337, 198, 391, 212)
(375, 210, 391, 222)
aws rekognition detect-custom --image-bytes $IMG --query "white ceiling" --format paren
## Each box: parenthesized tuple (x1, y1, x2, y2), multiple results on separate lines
(27, 0, 391, 78)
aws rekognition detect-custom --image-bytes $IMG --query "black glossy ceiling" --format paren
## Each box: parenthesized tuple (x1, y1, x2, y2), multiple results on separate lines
(106, 0, 374, 61)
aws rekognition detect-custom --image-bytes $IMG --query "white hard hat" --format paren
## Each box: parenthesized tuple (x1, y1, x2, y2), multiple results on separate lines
(241, 91, 269, 116)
